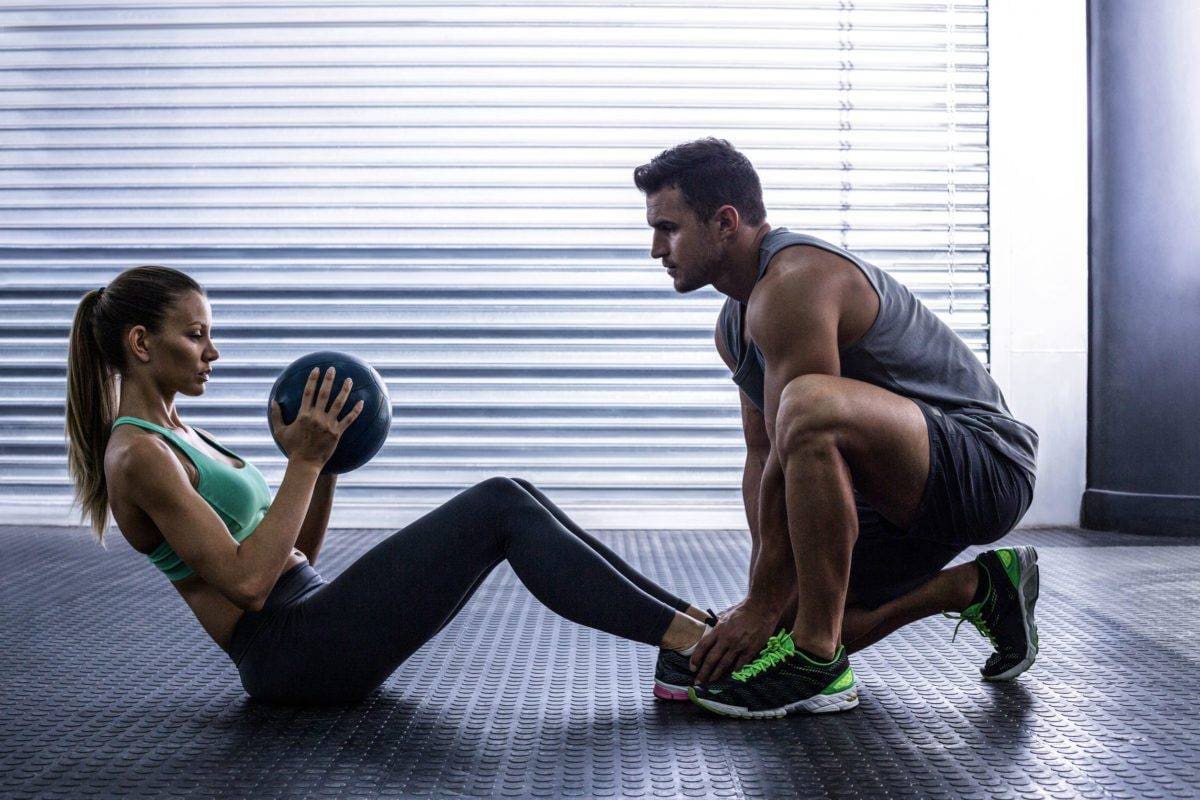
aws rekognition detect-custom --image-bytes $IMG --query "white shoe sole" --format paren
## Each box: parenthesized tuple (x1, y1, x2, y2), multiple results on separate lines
(688, 686, 859, 719)
(984, 545, 1040, 682)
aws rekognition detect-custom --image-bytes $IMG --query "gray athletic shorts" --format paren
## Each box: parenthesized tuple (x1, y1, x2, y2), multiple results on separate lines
(847, 399, 1035, 610)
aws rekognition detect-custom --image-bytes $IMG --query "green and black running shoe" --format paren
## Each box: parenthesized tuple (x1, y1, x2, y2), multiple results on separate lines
(945, 546, 1040, 681)
(654, 609, 719, 701)
(687, 630, 859, 719)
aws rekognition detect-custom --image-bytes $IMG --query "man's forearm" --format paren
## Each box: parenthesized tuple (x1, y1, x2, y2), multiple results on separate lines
(748, 521, 797, 610)
(742, 446, 768, 588)
(746, 450, 797, 610)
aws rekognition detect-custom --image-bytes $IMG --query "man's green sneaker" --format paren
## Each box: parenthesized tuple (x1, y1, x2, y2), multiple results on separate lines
(688, 631, 859, 719)
(945, 546, 1040, 681)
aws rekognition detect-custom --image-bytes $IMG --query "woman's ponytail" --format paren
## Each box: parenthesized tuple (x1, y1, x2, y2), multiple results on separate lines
(64, 267, 204, 544)
(64, 268, 202, 544)
(65, 288, 118, 544)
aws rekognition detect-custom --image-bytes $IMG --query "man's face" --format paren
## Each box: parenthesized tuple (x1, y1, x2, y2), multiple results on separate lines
(645, 186, 725, 294)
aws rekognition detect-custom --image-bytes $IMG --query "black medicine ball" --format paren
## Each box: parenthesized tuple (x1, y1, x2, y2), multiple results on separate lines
(268, 351, 392, 475)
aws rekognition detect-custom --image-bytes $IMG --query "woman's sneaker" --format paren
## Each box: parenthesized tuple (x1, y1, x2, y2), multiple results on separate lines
(653, 648, 695, 700)
(945, 546, 1040, 681)
(653, 609, 718, 701)
(688, 631, 859, 719)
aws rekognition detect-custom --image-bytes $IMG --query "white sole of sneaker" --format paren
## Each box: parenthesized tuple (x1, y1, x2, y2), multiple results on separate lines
(985, 545, 1040, 682)
(688, 686, 860, 719)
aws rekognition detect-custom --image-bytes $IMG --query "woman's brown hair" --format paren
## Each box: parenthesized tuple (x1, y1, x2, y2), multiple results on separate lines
(65, 266, 204, 543)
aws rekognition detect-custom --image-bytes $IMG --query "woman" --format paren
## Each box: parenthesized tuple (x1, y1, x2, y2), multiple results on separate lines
(66, 266, 714, 705)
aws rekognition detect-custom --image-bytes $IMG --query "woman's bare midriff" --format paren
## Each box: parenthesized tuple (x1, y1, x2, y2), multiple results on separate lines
(174, 549, 308, 652)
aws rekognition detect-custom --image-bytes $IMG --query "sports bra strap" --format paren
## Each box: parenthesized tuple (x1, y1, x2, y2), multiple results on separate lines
(111, 416, 208, 468)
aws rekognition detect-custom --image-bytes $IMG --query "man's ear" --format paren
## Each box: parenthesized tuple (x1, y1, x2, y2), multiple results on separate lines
(714, 204, 741, 238)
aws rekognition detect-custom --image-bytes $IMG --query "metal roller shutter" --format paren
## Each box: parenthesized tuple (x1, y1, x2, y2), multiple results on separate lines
(0, 1, 989, 527)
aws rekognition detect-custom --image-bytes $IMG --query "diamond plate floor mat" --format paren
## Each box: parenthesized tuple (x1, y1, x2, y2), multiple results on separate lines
(2, 525, 1198, 799)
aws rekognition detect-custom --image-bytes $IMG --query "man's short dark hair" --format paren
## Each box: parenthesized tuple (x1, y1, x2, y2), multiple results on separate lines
(633, 138, 766, 225)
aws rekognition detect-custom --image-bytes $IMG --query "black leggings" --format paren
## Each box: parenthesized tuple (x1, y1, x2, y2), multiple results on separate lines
(228, 477, 688, 704)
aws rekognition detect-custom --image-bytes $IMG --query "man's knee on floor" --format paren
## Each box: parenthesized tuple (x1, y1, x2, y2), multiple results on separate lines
(775, 374, 848, 464)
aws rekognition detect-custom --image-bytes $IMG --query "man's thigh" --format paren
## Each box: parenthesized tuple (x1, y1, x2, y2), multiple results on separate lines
(783, 374, 931, 528)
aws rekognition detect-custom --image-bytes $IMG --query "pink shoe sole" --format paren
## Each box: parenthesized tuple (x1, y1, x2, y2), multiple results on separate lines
(653, 683, 690, 701)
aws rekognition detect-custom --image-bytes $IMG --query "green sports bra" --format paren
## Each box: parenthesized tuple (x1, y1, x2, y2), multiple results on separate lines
(111, 416, 273, 582)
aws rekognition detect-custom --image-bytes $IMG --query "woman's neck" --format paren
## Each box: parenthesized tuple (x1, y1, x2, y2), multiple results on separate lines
(116, 379, 184, 430)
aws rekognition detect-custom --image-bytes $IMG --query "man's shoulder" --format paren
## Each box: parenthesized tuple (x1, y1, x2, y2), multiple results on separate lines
(750, 248, 844, 314)
(765, 241, 851, 278)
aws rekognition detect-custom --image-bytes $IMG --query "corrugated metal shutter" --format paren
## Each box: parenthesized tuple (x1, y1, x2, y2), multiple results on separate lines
(0, 1, 988, 528)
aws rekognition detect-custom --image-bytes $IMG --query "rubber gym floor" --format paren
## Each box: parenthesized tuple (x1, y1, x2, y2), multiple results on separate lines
(2, 525, 1198, 799)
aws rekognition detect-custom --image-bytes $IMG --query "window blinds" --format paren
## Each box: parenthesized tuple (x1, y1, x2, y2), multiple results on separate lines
(0, 1, 988, 527)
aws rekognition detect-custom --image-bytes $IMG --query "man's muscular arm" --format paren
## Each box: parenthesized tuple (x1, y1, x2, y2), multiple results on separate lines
(691, 250, 848, 684)
(713, 324, 773, 587)
(740, 392, 771, 587)
(747, 449, 795, 605)
(746, 254, 843, 590)
(730, 378, 796, 616)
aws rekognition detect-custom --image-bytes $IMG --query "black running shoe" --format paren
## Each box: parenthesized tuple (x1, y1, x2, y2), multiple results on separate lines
(653, 648, 695, 701)
(688, 631, 859, 719)
(653, 609, 719, 701)
(946, 546, 1040, 681)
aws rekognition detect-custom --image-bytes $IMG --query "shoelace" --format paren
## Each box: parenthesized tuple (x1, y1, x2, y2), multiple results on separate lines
(731, 631, 791, 682)
(944, 606, 998, 649)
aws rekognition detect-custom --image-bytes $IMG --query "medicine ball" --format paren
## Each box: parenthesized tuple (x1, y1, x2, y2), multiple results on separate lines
(268, 351, 392, 474)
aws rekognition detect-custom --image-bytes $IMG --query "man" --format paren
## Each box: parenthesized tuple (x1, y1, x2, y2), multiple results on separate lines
(638, 139, 1040, 719)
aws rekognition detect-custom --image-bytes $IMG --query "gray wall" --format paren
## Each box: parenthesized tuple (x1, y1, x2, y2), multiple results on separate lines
(1085, 0, 1200, 534)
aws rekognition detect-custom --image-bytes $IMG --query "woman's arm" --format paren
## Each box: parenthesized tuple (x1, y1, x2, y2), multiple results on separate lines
(295, 473, 336, 565)
(117, 437, 322, 611)
(111, 369, 359, 612)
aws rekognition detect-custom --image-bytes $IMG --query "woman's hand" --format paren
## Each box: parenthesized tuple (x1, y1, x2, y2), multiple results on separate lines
(269, 367, 364, 469)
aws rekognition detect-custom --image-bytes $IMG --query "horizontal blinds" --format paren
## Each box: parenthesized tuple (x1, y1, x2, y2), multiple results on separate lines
(0, 0, 988, 527)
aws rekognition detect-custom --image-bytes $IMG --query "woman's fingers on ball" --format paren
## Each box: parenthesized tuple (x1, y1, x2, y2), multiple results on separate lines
(339, 400, 365, 431)
(329, 377, 353, 415)
(317, 367, 336, 404)
(307, 369, 326, 407)
(271, 353, 391, 473)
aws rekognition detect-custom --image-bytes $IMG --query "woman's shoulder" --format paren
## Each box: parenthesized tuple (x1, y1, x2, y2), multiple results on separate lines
(105, 425, 199, 493)
(103, 429, 172, 553)
(106, 423, 159, 469)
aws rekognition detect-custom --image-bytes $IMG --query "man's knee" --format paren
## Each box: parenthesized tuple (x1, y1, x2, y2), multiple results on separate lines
(775, 374, 849, 462)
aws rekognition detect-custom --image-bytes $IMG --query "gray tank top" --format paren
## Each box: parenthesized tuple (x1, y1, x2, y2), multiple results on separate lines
(718, 228, 1038, 476)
